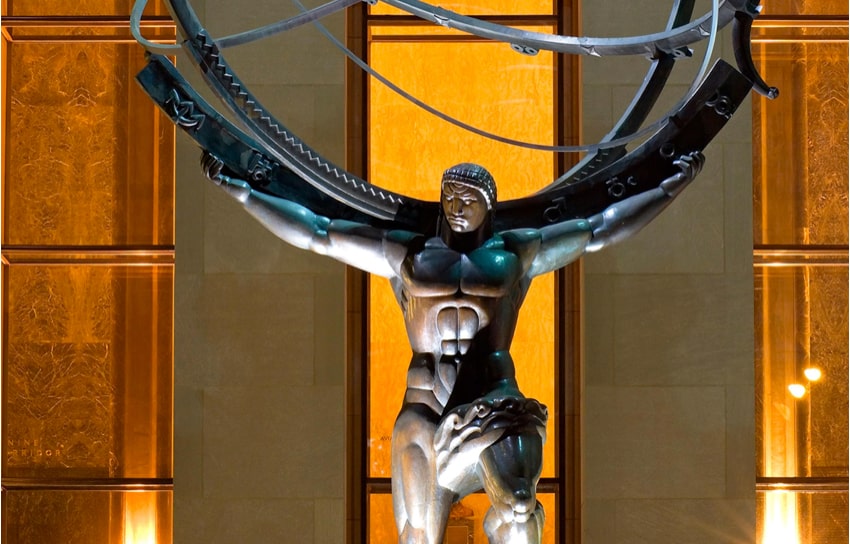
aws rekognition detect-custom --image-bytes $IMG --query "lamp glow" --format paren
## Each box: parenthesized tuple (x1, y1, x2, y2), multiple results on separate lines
(787, 384, 806, 399)
(762, 492, 800, 544)
(124, 493, 157, 544)
(803, 367, 822, 382)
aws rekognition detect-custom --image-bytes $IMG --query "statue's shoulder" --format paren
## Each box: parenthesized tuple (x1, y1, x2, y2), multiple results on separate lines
(386, 229, 424, 245)
(491, 230, 542, 269)
(498, 228, 542, 248)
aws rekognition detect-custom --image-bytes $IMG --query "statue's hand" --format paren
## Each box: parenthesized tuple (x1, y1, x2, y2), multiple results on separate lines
(200, 151, 251, 202)
(660, 151, 705, 197)
(201, 151, 225, 184)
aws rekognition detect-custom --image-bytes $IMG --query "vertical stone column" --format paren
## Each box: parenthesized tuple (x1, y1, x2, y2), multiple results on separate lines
(174, 2, 347, 542)
(581, 3, 755, 543)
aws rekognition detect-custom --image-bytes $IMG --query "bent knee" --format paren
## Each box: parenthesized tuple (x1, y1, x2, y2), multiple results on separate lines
(489, 498, 543, 525)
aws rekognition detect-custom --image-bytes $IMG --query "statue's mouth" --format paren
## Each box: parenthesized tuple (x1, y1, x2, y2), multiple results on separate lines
(447, 216, 467, 230)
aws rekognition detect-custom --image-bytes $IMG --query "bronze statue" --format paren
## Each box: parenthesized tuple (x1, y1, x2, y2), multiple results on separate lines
(130, 0, 774, 540)
(201, 152, 703, 543)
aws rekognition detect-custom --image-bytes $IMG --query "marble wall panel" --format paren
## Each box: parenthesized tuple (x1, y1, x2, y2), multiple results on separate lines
(174, 273, 316, 388)
(4, 263, 173, 480)
(3, 490, 172, 544)
(618, 499, 754, 543)
(174, 0, 348, 537)
(581, 2, 754, 541)
(174, 497, 314, 544)
(203, 386, 344, 499)
(610, 274, 753, 387)
(204, 184, 341, 275)
(584, 386, 727, 500)
(583, 149, 725, 276)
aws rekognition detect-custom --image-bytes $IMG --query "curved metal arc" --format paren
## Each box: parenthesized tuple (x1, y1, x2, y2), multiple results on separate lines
(154, 0, 755, 229)
(732, 10, 778, 98)
(539, 0, 696, 193)
(496, 60, 754, 231)
(379, 0, 743, 56)
(131, 0, 183, 54)
(298, 0, 718, 156)
(165, 0, 416, 221)
(297, 0, 587, 153)
(138, 55, 426, 230)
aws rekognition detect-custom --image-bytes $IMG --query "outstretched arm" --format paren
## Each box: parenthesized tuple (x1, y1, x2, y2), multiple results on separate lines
(586, 151, 704, 252)
(520, 151, 704, 277)
(201, 152, 411, 277)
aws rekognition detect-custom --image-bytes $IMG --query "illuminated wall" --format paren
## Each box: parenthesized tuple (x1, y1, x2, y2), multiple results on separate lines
(1, 1, 175, 542)
(752, 2, 849, 543)
(355, 4, 577, 542)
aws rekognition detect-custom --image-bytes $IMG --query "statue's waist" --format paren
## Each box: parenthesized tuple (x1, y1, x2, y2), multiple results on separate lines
(404, 300, 518, 356)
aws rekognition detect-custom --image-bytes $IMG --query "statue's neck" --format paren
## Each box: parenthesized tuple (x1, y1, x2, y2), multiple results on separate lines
(439, 218, 493, 253)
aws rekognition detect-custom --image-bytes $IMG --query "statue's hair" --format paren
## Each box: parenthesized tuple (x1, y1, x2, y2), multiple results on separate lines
(441, 163, 497, 208)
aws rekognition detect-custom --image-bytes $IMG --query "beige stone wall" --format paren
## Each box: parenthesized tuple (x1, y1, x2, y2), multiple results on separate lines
(173, 1, 347, 542)
(581, 2, 755, 543)
(173, 2, 754, 542)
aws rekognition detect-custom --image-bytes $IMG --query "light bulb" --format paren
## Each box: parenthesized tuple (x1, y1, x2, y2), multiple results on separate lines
(788, 384, 806, 398)
(803, 367, 822, 382)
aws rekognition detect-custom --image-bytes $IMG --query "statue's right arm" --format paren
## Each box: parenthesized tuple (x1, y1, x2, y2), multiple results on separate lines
(201, 152, 410, 278)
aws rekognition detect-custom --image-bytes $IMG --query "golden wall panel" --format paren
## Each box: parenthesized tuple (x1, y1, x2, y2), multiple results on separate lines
(2, 40, 174, 247)
(3, 263, 174, 479)
(762, 1, 848, 16)
(3, 0, 168, 16)
(369, 492, 556, 543)
(367, 32, 557, 478)
(753, 39, 849, 246)
(807, 267, 849, 476)
(755, 266, 848, 479)
(757, 491, 849, 544)
(2, 489, 173, 544)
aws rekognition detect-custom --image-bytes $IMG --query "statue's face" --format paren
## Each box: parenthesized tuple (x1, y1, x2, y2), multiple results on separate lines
(441, 182, 489, 233)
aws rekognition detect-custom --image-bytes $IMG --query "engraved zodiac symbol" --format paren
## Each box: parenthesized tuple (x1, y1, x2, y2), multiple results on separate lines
(543, 196, 568, 223)
(606, 175, 637, 199)
(706, 91, 734, 119)
(165, 89, 205, 131)
(248, 152, 274, 185)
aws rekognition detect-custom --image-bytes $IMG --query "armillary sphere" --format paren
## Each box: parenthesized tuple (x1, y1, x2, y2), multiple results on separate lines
(131, 0, 776, 235)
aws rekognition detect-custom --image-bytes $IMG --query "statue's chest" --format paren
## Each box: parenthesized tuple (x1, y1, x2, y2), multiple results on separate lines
(402, 246, 522, 298)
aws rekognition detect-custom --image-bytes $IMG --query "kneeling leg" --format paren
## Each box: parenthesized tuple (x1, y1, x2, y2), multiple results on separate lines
(477, 433, 544, 544)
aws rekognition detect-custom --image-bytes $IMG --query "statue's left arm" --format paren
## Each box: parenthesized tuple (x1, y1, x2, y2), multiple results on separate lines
(521, 151, 704, 277)
(585, 151, 704, 252)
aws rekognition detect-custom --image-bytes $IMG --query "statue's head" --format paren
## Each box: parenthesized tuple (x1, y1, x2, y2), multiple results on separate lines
(440, 163, 496, 234)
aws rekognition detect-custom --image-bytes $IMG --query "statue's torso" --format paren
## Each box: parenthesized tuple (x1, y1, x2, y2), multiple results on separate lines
(395, 236, 528, 358)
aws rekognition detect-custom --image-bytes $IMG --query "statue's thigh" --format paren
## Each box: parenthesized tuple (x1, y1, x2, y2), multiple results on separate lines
(477, 433, 543, 512)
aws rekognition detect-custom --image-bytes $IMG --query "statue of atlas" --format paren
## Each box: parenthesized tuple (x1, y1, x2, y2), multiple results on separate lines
(200, 151, 703, 544)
